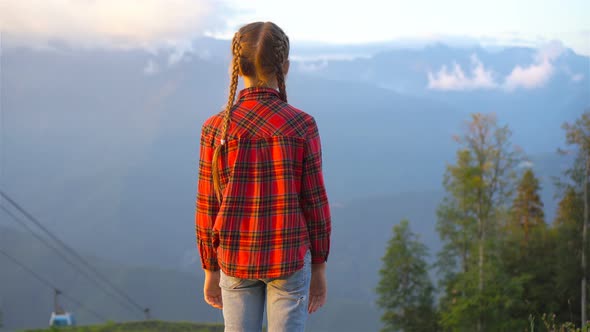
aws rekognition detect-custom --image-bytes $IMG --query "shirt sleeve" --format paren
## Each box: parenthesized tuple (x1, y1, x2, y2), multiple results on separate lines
(300, 117, 332, 264)
(195, 123, 220, 271)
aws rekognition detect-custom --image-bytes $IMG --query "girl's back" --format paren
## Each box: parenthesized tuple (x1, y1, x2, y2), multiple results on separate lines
(195, 21, 331, 331)
(198, 86, 329, 279)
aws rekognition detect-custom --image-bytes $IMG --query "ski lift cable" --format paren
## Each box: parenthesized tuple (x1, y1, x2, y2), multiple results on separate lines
(0, 204, 143, 318)
(0, 246, 108, 322)
(0, 190, 149, 317)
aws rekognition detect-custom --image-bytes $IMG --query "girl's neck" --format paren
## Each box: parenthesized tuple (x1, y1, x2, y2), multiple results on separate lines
(243, 76, 278, 89)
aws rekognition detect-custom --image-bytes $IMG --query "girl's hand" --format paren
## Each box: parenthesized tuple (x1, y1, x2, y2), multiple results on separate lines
(308, 263, 327, 313)
(203, 270, 223, 309)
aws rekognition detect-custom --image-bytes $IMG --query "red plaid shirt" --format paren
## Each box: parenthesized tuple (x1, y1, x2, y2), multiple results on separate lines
(195, 87, 331, 279)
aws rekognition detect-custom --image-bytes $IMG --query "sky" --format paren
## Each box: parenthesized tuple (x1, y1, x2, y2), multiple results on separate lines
(221, 0, 589, 52)
(0, 0, 589, 55)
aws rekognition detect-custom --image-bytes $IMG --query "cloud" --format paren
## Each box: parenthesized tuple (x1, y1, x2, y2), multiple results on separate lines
(296, 59, 329, 73)
(166, 41, 195, 65)
(0, 0, 230, 50)
(143, 60, 159, 75)
(571, 73, 585, 82)
(427, 42, 570, 92)
(180, 249, 199, 268)
(331, 201, 346, 209)
(427, 54, 497, 90)
(503, 59, 554, 90)
(503, 41, 565, 91)
(563, 65, 585, 83)
(518, 161, 534, 169)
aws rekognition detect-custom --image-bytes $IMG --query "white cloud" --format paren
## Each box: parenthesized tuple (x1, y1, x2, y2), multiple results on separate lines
(143, 60, 159, 75)
(571, 73, 585, 82)
(167, 41, 194, 65)
(427, 42, 571, 92)
(503, 41, 565, 91)
(563, 65, 586, 83)
(180, 249, 199, 268)
(503, 59, 555, 90)
(331, 201, 346, 209)
(297, 60, 329, 73)
(0, 0, 229, 50)
(469, 55, 497, 88)
(518, 161, 534, 169)
(536, 41, 566, 62)
(427, 54, 497, 90)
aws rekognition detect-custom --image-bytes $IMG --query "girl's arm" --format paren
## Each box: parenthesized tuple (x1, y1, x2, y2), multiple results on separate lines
(300, 117, 332, 265)
(196, 123, 221, 271)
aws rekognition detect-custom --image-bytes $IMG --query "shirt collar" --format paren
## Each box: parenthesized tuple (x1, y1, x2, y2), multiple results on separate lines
(237, 87, 281, 101)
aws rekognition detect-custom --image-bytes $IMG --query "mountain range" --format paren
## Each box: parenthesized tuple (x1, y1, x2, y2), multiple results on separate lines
(0, 37, 587, 331)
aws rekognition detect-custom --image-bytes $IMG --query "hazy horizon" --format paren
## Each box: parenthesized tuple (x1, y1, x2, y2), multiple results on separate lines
(0, 2, 589, 331)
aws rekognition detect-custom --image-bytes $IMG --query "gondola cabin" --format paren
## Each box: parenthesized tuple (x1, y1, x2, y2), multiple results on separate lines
(49, 289, 76, 326)
(49, 312, 76, 326)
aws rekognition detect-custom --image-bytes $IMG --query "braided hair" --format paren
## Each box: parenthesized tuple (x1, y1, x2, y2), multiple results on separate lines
(211, 22, 290, 202)
(273, 32, 290, 102)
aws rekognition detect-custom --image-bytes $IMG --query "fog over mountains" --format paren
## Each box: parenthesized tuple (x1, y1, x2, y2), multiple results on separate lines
(0, 37, 587, 331)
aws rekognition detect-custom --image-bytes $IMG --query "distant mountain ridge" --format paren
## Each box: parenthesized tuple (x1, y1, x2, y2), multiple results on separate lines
(0, 39, 585, 331)
(1, 39, 580, 271)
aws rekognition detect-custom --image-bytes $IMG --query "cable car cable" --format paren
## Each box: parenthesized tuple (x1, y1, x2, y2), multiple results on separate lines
(0, 204, 142, 317)
(0, 190, 149, 318)
(0, 247, 108, 322)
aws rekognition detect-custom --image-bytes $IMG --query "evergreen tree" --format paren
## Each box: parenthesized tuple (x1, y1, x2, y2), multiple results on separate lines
(553, 186, 586, 326)
(555, 187, 583, 227)
(561, 110, 590, 327)
(509, 168, 545, 243)
(376, 219, 438, 332)
(499, 168, 555, 330)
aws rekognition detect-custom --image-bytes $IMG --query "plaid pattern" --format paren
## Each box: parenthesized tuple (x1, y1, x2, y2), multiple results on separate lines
(196, 87, 331, 279)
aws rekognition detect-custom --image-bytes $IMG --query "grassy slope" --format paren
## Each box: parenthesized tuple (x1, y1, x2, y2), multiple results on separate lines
(23, 320, 223, 332)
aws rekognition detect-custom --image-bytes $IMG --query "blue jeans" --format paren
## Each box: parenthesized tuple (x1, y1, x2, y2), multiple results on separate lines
(219, 251, 312, 332)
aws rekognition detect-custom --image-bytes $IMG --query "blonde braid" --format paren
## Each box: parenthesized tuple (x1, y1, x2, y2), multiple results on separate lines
(212, 32, 241, 202)
(274, 33, 289, 102)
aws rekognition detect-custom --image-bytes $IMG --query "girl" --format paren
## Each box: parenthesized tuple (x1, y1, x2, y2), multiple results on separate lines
(195, 22, 332, 332)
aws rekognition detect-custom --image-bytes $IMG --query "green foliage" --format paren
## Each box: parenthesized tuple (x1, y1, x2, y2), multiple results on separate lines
(436, 113, 521, 331)
(563, 112, 590, 152)
(436, 150, 480, 278)
(525, 313, 590, 332)
(376, 111, 590, 331)
(438, 241, 531, 331)
(377, 220, 438, 332)
(551, 187, 587, 327)
(509, 169, 545, 241)
(558, 110, 590, 328)
(557, 111, 590, 195)
(496, 169, 559, 330)
(22, 320, 224, 332)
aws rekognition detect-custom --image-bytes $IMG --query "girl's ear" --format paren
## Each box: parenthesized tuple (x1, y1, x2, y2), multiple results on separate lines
(283, 60, 290, 76)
